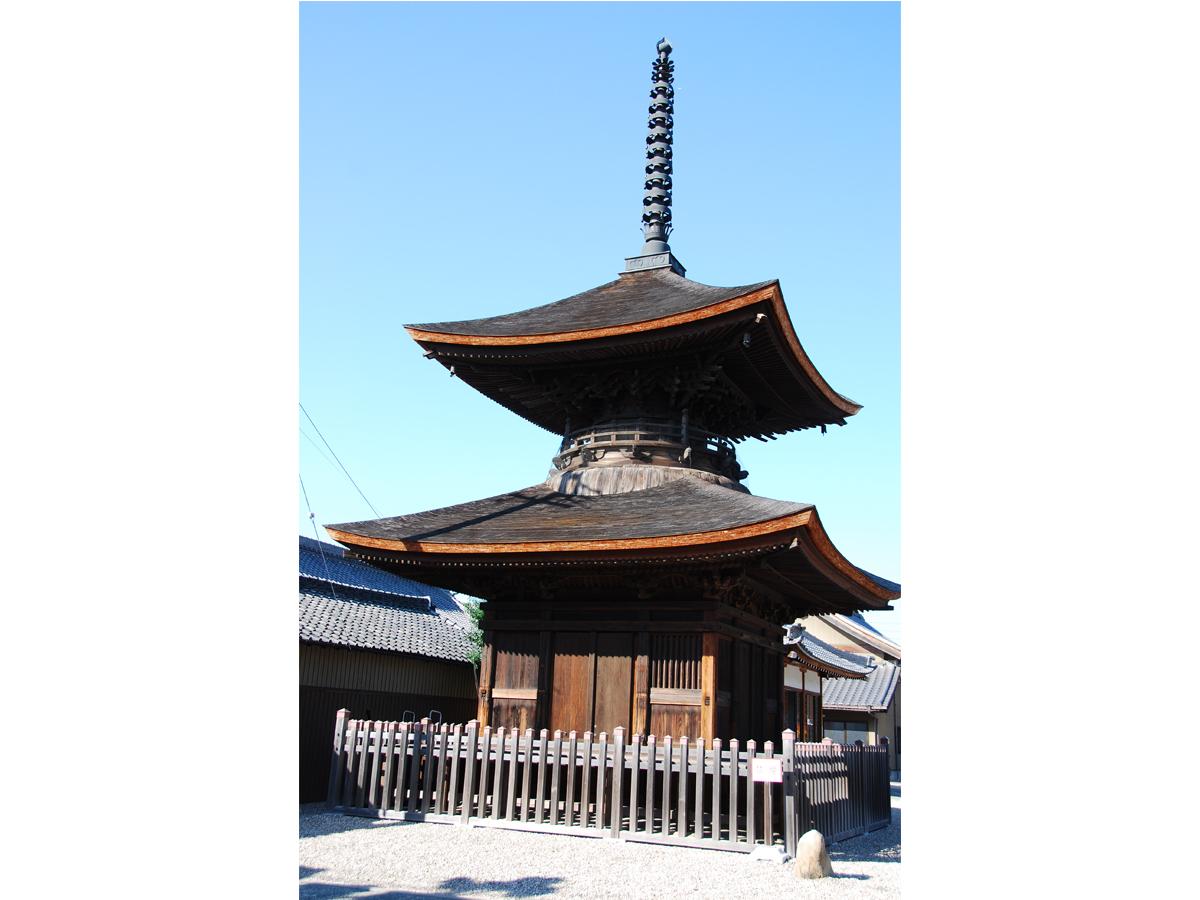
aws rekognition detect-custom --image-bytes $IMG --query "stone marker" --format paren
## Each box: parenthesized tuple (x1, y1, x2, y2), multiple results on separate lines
(793, 829, 833, 879)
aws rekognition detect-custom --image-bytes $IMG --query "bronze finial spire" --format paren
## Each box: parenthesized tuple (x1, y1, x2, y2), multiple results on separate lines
(625, 37, 686, 277)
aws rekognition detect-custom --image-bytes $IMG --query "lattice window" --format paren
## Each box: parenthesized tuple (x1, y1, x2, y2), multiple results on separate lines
(650, 633, 701, 690)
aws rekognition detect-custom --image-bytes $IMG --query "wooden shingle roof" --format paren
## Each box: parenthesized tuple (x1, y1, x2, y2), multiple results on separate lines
(411, 269, 774, 338)
(326, 479, 898, 612)
(405, 269, 861, 440)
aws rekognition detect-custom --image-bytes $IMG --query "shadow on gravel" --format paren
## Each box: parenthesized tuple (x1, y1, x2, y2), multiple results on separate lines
(440, 876, 562, 896)
(297, 875, 563, 899)
(300, 882, 461, 899)
(828, 806, 901, 864)
(301, 805, 430, 839)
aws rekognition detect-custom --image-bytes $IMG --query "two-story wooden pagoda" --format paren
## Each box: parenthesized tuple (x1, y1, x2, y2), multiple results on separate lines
(328, 38, 899, 746)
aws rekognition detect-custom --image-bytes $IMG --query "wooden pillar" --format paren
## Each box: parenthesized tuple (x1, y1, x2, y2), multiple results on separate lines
(536, 629, 551, 731)
(476, 631, 495, 726)
(701, 632, 717, 742)
(632, 631, 650, 735)
(733, 642, 750, 738)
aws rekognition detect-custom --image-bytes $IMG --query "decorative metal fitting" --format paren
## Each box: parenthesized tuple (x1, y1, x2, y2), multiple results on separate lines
(641, 38, 675, 252)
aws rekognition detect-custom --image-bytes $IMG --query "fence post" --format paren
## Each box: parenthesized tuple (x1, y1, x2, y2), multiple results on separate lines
(644, 734, 657, 835)
(447, 723, 463, 817)
(534, 729, 549, 824)
(661, 735, 673, 836)
(327, 708, 349, 807)
(565, 730, 578, 827)
(381, 721, 398, 813)
(520, 728, 534, 822)
(596, 732, 609, 829)
(728, 739, 739, 843)
(610, 726, 625, 838)
(422, 720, 437, 814)
(782, 729, 796, 857)
(580, 731, 593, 829)
(549, 730, 563, 825)
(490, 726, 506, 820)
(745, 740, 757, 846)
(763, 740, 774, 848)
(678, 735, 689, 837)
(461, 721, 478, 825)
(711, 737, 722, 842)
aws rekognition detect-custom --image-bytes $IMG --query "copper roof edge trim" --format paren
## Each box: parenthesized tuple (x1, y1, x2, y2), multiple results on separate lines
(406, 282, 860, 417)
(790, 508, 900, 604)
(404, 284, 779, 345)
(326, 508, 896, 604)
(325, 508, 815, 555)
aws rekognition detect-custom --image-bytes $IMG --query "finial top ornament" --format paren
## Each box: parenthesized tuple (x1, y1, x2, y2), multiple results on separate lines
(625, 37, 686, 276)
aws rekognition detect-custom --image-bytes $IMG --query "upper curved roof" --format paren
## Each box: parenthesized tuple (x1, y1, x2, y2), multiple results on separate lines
(410, 269, 775, 338)
(404, 269, 861, 440)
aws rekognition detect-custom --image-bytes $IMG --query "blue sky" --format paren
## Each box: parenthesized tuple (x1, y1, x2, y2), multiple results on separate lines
(300, 2, 900, 637)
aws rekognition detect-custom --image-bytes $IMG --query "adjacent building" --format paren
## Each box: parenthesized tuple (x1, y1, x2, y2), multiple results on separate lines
(298, 535, 477, 801)
(803, 613, 901, 776)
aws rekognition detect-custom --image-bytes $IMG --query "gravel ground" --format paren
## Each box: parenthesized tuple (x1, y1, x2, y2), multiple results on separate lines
(299, 783, 900, 899)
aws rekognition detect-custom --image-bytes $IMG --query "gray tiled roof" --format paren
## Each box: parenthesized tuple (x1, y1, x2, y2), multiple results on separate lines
(300, 534, 471, 627)
(798, 632, 874, 675)
(299, 536, 476, 662)
(822, 613, 902, 660)
(823, 661, 900, 712)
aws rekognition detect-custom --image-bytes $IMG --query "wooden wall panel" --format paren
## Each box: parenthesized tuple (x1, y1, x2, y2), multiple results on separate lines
(491, 698, 536, 733)
(593, 632, 633, 734)
(648, 702, 701, 739)
(550, 632, 593, 735)
(493, 632, 540, 689)
(632, 632, 650, 735)
(298, 684, 475, 802)
(299, 643, 475, 698)
(732, 642, 750, 738)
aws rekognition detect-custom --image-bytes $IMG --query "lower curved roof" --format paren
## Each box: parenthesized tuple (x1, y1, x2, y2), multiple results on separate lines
(327, 478, 897, 610)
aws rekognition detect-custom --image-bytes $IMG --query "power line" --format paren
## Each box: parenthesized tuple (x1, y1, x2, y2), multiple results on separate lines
(299, 402, 381, 518)
(300, 425, 339, 471)
(299, 474, 339, 602)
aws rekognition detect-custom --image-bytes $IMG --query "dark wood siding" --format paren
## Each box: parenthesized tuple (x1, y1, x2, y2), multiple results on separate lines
(593, 632, 633, 734)
(490, 632, 540, 731)
(298, 644, 476, 802)
(550, 632, 593, 735)
(300, 643, 475, 698)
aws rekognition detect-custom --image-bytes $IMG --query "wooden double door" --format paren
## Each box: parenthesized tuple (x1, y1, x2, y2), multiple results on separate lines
(549, 632, 634, 735)
(486, 631, 635, 736)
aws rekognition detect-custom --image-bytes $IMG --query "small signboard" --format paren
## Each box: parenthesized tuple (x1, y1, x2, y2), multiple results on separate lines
(750, 757, 783, 783)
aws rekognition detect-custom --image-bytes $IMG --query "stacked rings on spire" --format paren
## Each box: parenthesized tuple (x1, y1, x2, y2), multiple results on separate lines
(642, 39, 674, 248)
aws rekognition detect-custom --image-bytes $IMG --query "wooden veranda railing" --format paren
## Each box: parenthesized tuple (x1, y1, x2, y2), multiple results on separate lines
(327, 711, 890, 855)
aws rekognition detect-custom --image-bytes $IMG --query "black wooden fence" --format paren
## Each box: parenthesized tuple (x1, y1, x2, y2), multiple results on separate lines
(327, 711, 890, 855)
